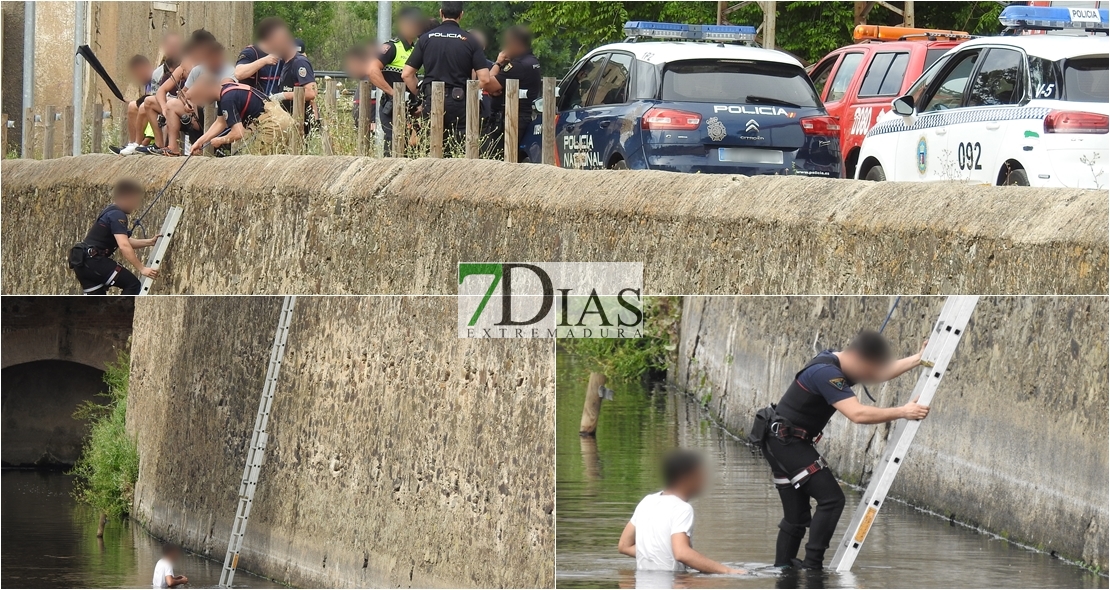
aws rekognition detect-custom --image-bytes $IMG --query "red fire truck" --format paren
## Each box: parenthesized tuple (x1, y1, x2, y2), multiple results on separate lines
(808, 25, 971, 178)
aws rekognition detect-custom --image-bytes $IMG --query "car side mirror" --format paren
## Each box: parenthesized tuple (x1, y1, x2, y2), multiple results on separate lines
(891, 95, 915, 117)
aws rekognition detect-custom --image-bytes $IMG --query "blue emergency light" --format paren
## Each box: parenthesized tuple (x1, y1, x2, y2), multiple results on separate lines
(998, 5, 1108, 32)
(623, 21, 758, 43)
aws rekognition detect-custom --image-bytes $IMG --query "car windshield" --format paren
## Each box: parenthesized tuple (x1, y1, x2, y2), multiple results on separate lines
(1063, 57, 1108, 103)
(660, 59, 821, 108)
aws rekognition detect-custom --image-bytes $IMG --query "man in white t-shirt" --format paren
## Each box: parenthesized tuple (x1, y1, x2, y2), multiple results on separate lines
(618, 449, 744, 575)
(152, 543, 188, 589)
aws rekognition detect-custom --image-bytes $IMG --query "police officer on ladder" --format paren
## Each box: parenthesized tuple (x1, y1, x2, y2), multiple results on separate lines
(369, 7, 425, 155)
(754, 331, 929, 570)
(401, 1, 491, 148)
(69, 179, 160, 295)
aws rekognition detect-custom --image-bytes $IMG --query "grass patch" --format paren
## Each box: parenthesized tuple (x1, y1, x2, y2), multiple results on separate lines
(70, 348, 139, 522)
(559, 297, 681, 381)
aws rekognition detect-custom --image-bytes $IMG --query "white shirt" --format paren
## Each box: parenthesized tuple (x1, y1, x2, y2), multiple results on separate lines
(184, 64, 237, 89)
(152, 557, 174, 589)
(630, 492, 695, 571)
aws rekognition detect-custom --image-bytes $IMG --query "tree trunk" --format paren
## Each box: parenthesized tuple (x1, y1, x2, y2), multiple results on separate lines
(579, 372, 607, 436)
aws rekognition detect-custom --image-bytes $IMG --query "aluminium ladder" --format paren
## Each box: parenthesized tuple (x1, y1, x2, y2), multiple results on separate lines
(218, 296, 297, 588)
(829, 295, 979, 573)
(138, 206, 183, 295)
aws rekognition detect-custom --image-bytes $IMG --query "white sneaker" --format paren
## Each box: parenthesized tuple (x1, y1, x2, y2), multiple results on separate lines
(119, 142, 140, 156)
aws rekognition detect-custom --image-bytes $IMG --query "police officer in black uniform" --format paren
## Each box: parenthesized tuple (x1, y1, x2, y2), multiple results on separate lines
(401, 1, 491, 148)
(369, 6, 425, 155)
(69, 179, 160, 295)
(756, 331, 929, 570)
(486, 25, 542, 158)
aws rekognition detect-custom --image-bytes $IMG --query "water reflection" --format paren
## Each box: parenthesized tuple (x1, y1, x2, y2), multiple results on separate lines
(556, 353, 1108, 589)
(1, 471, 282, 588)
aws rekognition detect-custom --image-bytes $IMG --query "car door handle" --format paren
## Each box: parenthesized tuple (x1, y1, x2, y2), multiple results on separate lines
(599, 120, 611, 129)
(934, 128, 947, 136)
(985, 122, 1000, 130)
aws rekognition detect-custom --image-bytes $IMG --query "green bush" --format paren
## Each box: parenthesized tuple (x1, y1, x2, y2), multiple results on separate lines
(70, 349, 139, 520)
(560, 297, 681, 381)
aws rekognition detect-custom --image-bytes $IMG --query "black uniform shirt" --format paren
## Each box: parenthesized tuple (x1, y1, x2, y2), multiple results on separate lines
(84, 204, 131, 255)
(236, 45, 285, 95)
(405, 20, 488, 89)
(279, 54, 316, 115)
(218, 84, 266, 128)
(492, 52, 542, 115)
(776, 349, 856, 434)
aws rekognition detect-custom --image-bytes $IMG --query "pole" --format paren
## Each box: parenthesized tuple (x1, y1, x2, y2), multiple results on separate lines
(503, 78, 519, 163)
(91, 103, 102, 153)
(903, 0, 914, 27)
(717, 0, 726, 24)
(762, 1, 776, 50)
(579, 372, 607, 435)
(291, 86, 305, 155)
(203, 103, 216, 156)
(21, 0, 35, 158)
(23, 108, 34, 158)
(391, 82, 406, 157)
(540, 77, 555, 166)
(71, 0, 86, 155)
(2, 113, 7, 158)
(465, 79, 479, 159)
(357, 80, 371, 156)
(429, 81, 444, 158)
(63, 105, 74, 155)
(375, 0, 391, 150)
(43, 105, 56, 159)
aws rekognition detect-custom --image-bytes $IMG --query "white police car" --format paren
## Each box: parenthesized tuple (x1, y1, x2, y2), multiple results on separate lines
(521, 22, 841, 177)
(856, 6, 1108, 188)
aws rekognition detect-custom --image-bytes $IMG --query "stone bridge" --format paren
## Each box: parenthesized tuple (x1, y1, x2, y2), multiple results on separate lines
(1, 297, 133, 466)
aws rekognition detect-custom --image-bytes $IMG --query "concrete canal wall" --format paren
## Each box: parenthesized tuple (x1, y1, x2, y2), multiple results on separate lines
(126, 297, 554, 588)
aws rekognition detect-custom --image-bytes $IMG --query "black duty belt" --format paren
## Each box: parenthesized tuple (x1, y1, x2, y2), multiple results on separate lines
(770, 421, 823, 444)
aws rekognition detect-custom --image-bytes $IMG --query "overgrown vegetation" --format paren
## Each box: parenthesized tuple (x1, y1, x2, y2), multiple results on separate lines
(70, 349, 139, 523)
(256, 1, 1009, 73)
(560, 297, 681, 381)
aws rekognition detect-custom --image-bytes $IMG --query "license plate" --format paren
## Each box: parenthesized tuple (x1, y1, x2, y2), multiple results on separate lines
(718, 147, 784, 165)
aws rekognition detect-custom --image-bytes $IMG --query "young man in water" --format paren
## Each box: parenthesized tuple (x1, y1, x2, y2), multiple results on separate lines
(152, 543, 188, 588)
(618, 450, 745, 575)
(762, 331, 928, 570)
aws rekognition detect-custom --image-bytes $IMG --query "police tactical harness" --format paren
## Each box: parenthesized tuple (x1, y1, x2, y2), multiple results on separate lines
(749, 351, 843, 491)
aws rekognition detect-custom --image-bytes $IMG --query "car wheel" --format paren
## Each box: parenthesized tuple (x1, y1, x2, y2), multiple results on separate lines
(610, 159, 628, 170)
(1002, 168, 1029, 186)
(864, 164, 886, 181)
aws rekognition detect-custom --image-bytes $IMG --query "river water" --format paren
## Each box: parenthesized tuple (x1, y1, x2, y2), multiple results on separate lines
(556, 354, 1108, 589)
(1, 471, 282, 589)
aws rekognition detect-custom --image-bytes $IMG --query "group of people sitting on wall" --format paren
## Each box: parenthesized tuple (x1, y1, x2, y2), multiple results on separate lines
(112, 17, 314, 157)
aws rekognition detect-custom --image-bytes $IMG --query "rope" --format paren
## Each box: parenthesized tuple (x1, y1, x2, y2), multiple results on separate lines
(130, 127, 229, 238)
(862, 296, 902, 403)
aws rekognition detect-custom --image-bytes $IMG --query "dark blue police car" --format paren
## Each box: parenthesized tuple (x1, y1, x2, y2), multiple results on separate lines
(521, 22, 841, 177)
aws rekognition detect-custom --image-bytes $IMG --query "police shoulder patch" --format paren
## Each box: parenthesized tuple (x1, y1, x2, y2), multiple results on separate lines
(829, 377, 848, 390)
(298, 66, 308, 78)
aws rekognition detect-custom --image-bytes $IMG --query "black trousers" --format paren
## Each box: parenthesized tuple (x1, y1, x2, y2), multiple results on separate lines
(73, 256, 141, 295)
(764, 436, 846, 569)
(380, 96, 396, 156)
